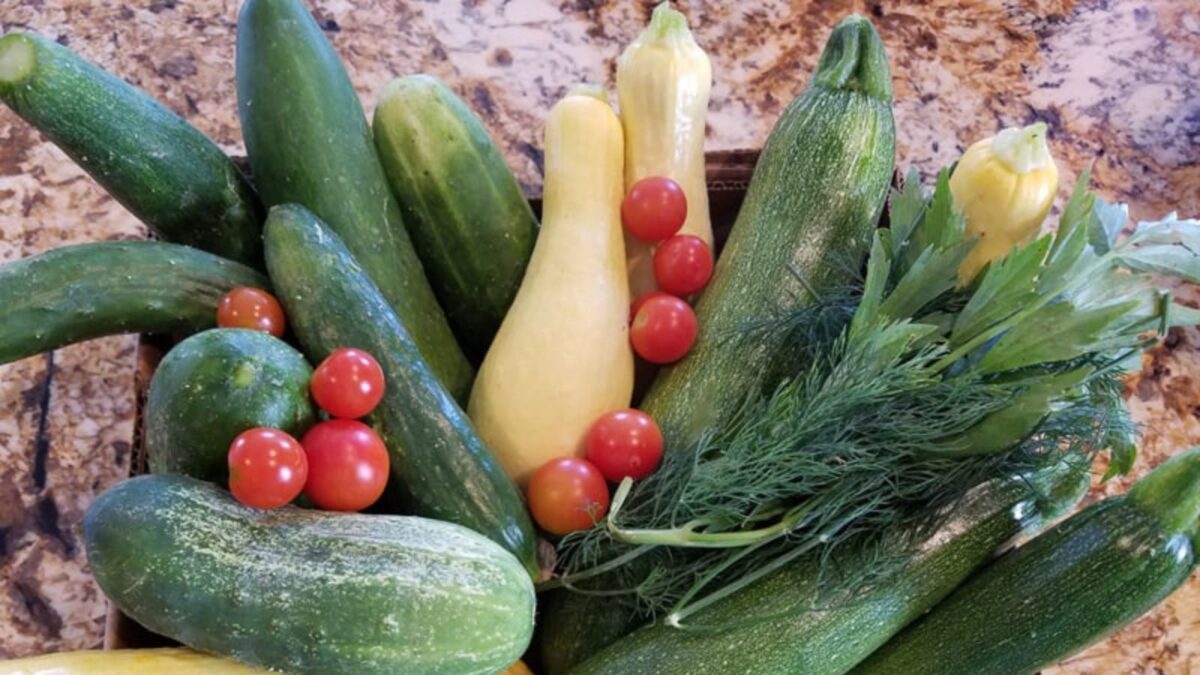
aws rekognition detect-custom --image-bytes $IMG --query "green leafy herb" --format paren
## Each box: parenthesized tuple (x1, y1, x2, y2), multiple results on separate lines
(551, 166, 1199, 627)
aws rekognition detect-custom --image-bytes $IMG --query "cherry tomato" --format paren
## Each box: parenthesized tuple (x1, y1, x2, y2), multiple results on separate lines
(227, 428, 308, 509)
(527, 458, 610, 535)
(622, 176, 687, 242)
(310, 348, 386, 419)
(630, 294, 698, 364)
(216, 287, 287, 338)
(654, 235, 713, 296)
(585, 409, 664, 482)
(301, 419, 390, 512)
(630, 291, 672, 323)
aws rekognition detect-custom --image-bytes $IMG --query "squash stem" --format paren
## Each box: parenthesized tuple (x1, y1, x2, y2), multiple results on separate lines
(1128, 447, 1200, 537)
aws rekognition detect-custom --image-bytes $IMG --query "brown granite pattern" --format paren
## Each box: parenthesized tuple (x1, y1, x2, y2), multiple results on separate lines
(1, 0, 1199, 667)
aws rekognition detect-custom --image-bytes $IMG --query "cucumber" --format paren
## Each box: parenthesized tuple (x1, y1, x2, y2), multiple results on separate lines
(83, 474, 536, 675)
(373, 75, 538, 362)
(236, 0, 472, 400)
(571, 459, 1089, 675)
(855, 448, 1200, 675)
(641, 15, 895, 446)
(0, 34, 263, 266)
(0, 241, 268, 365)
(544, 16, 897, 667)
(146, 328, 315, 485)
(263, 203, 538, 577)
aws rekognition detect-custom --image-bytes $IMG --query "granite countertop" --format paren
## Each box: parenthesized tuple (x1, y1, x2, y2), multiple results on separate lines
(2, 0, 1198, 668)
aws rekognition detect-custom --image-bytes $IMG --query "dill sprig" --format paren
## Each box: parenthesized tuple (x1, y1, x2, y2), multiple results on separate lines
(550, 166, 1200, 624)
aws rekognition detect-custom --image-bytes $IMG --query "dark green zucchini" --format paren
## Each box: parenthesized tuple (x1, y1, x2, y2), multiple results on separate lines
(263, 203, 538, 578)
(84, 474, 536, 675)
(373, 74, 538, 362)
(545, 16, 897, 669)
(146, 328, 315, 485)
(236, 0, 472, 400)
(639, 15, 895, 446)
(856, 447, 1200, 675)
(0, 33, 263, 266)
(571, 459, 1089, 675)
(0, 241, 268, 365)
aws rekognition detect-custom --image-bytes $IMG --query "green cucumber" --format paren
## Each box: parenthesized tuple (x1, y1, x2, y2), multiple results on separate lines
(641, 15, 894, 446)
(146, 328, 315, 485)
(571, 459, 1089, 675)
(0, 241, 267, 365)
(0, 34, 263, 266)
(545, 16, 897, 668)
(236, 0, 472, 400)
(83, 474, 535, 675)
(855, 448, 1200, 675)
(373, 74, 538, 362)
(263, 203, 538, 577)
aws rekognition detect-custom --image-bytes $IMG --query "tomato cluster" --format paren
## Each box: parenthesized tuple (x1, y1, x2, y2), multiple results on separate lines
(226, 346, 390, 513)
(621, 176, 712, 364)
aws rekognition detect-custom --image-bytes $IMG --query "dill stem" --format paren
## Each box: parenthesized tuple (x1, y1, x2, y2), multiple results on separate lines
(535, 545, 657, 592)
(611, 501, 815, 548)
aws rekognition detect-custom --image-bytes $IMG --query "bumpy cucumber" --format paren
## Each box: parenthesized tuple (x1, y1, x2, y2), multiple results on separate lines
(0, 241, 267, 365)
(263, 203, 538, 577)
(146, 328, 315, 484)
(0, 33, 263, 266)
(84, 474, 536, 675)
(373, 74, 537, 361)
(236, 0, 472, 399)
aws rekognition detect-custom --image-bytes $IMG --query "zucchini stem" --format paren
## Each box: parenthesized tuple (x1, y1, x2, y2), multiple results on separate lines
(0, 34, 35, 86)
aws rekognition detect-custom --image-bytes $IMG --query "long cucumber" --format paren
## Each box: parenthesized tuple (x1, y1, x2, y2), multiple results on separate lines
(571, 460, 1089, 675)
(0, 241, 267, 365)
(262, 204, 538, 577)
(236, 0, 472, 399)
(855, 448, 1200, 675)
(0, 34, 263, 266)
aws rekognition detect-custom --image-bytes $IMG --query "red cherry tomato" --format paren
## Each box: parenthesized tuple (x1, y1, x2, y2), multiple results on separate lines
(216, 287, 287, 338)
(654, 235, 713, 296)
(310, 348, 386, 419)
(527, 458, 610, 535)
(585, 409, 664, 482)
(622, 176, 688, 242)
(630, 291, 672, 323)
(300, 419, 390, 512)
(630, 295, 698, 364)
(227, 428, 308, 509)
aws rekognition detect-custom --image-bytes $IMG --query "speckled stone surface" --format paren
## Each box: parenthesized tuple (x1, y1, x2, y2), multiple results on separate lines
(1, 0, 1198, 667)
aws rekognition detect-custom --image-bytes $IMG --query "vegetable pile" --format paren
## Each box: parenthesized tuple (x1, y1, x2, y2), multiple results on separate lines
(1, 1, 1198, 674)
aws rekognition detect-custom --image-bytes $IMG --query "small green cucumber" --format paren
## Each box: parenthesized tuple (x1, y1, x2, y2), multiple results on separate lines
(146, 328, 315, 485)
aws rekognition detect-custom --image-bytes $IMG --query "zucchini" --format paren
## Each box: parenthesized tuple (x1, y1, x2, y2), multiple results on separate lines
(263, 203, 538, 577)
(0, 241, 267, 365)
(544, 16, 897, 668)
(640, 15, 895, 446)
(0, 649, 270, 674)
(0, 34, 262, 266)
(373, 75, 538, 361)
(855, 448, 1200, 675)
(236, 0, 472, 400)
(146, 328, 315, 485)
(571, 459, 1089, 675)
(83, 474, 536, 675)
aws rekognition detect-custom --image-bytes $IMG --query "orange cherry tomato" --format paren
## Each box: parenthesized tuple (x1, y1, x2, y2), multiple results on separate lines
(216, 287, 287, 338)
(527, 458, 610, 535)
